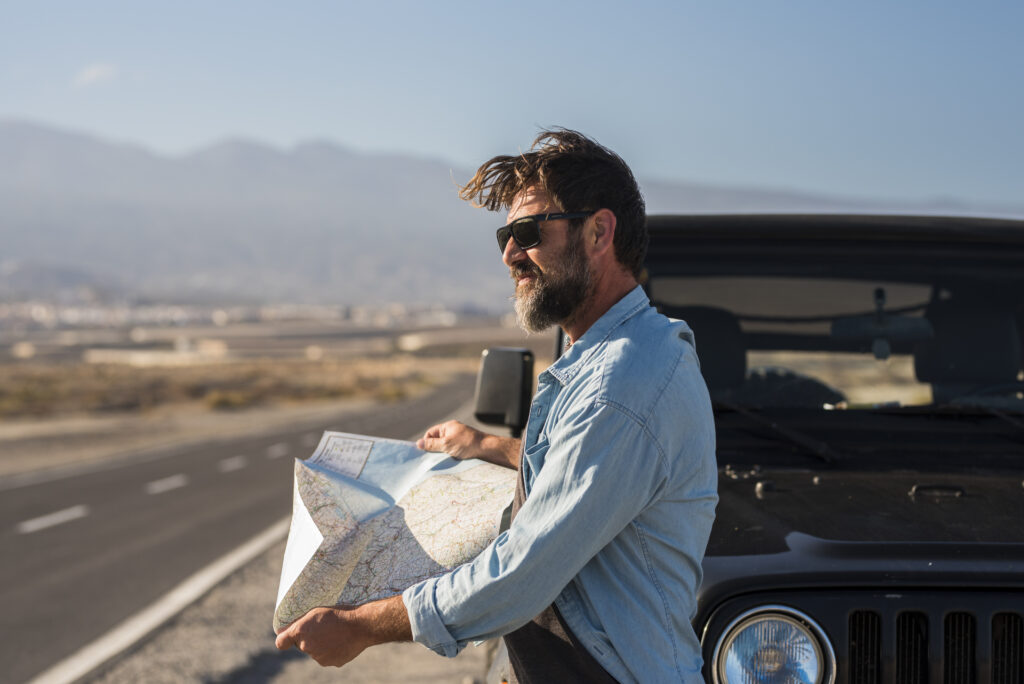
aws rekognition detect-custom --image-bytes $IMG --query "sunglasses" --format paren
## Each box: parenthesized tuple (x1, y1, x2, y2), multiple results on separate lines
(496, 212, 595, 253)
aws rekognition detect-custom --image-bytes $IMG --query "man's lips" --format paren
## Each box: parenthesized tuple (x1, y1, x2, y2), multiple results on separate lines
(511, 265, 541, 286)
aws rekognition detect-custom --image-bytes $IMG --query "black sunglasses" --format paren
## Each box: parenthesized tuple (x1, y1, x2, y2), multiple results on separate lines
(496, 212, 595, 253)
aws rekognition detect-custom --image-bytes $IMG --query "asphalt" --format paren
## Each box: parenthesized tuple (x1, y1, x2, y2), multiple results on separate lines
(1, 374, 491, 684)
(85, 538, 492, 684)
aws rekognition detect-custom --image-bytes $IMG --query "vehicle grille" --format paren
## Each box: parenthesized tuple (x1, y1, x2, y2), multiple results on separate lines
(895, 611, 928, 682)
(849, 610, 882, 682)
(704, 591, 1024, 684)
(993, 613, 1023, 684)
(848, 607, 1022, 684)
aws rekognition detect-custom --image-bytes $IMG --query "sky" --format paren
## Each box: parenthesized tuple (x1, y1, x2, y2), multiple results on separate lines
(2, 0, 1022, 207)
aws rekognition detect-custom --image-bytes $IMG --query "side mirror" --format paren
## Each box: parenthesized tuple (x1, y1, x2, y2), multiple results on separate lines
(474, 347, 534, 438)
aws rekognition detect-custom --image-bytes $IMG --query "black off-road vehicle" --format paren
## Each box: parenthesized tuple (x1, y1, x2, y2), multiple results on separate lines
(476, 214, 1024, 684)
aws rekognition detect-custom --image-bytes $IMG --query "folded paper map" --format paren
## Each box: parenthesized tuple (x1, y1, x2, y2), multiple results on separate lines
(273, 431, 517, 632)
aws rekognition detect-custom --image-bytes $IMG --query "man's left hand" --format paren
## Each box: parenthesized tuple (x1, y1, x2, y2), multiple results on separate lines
(275, 606, 370, 667)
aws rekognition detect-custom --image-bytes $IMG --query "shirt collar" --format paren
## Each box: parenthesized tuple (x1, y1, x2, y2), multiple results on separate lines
(544, 285, 649, 386)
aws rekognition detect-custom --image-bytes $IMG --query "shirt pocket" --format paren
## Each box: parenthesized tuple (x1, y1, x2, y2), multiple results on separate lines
(521, 438, 550, 488)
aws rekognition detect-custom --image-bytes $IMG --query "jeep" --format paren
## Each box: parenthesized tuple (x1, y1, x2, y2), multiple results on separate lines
(476, 214, 1024, 684)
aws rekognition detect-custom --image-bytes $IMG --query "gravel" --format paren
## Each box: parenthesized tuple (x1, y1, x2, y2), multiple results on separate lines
(85, 538, 490, 684)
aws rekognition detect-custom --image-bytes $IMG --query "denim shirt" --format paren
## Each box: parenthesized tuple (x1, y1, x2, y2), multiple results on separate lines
(403, 286, 718, 683)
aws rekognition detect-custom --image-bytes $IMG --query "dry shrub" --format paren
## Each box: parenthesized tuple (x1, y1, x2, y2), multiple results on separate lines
(0, 355, 478, 418)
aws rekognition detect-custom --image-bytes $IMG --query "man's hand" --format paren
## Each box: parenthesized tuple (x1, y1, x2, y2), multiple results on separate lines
(417, 420, 521, 469)
(274, 606, 369, 667)
(417, 420, 485, 460)
(275, 595, 412, 668)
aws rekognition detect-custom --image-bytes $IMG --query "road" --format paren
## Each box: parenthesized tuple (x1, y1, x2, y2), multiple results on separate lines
(0, 375, 476, 684)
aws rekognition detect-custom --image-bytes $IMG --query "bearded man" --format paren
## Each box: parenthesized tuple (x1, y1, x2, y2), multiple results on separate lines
(276, 129, 718, 683)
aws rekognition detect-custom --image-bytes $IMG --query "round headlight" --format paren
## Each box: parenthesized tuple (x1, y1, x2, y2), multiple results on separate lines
(712, 606, 835, 684)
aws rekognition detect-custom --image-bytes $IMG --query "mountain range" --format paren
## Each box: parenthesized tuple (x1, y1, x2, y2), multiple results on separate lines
(2, 119, 1019, 309)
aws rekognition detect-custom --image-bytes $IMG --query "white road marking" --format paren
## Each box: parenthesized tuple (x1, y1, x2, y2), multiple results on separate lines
(16, 505, 90, 534)
(266, 442, 290, 459)
(218, 455, 247, 473)
(144, 474, 188, 495)
(24, 400, 481, 684)
(24, 518, 290, 684)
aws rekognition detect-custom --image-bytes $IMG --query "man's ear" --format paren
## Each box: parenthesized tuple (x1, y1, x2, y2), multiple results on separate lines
(589, 208, 617, 256)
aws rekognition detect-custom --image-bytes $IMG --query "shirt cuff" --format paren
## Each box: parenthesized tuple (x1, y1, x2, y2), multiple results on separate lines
(402, 578, 461, 658)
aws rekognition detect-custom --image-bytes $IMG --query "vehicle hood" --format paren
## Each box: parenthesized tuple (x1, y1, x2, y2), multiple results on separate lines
(698, 466, 1024, 605)
(707, 466, 1024, 556)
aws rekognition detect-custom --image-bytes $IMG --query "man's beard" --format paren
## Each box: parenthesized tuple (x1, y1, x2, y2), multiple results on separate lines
(511, 235, 593, 334)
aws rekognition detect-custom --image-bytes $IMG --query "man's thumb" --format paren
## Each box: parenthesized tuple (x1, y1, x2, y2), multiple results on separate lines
(275, 628, 295, 650)
(417, 437, 441, 452)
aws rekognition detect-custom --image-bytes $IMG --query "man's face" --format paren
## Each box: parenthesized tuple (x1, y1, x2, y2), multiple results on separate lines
(503, 189, 593, 333)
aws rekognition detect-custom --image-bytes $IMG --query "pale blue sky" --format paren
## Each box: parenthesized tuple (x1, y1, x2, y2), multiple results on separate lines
(3, 0, 1022, 205)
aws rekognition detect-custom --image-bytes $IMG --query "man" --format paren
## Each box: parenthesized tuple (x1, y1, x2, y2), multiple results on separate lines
(276, 129, 718, 682)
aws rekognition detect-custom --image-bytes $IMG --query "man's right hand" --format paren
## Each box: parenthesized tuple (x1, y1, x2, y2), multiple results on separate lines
(416, 420, 485, 461)
(416, 420, 521, 470)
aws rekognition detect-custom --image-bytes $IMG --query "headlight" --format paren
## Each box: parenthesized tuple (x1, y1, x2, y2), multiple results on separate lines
(711, 606, 835, 684)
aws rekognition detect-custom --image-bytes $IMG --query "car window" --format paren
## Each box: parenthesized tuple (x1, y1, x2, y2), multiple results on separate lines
(650, 275, 1020, 411)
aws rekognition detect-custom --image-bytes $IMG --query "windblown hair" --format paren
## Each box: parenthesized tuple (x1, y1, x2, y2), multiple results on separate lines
(460, 128, 647, 277)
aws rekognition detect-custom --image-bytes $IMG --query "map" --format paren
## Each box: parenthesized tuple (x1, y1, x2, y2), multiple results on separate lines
(273, 431, 516, 632)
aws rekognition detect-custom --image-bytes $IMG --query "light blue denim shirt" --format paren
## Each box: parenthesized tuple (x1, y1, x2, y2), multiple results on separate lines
(403, 286, 718, 683)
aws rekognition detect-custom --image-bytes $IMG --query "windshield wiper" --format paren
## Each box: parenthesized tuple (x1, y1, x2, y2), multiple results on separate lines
(936, 403, 1024, 443)
(713, 400, 842, 463)
(881, 403, 1024, 445)
(987, 406, 1024, 431)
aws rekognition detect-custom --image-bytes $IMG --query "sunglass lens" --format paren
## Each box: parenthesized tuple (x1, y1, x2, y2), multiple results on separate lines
(497, 218, 543, 253)
(496, 227, 512, 253)
(511, 218, 541, 249)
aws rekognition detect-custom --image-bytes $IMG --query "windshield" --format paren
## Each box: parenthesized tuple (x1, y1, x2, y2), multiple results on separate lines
(648, 275, 1023, 412)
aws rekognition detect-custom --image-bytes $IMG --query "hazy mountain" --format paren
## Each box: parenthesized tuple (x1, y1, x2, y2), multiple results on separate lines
(0, 121, 497, 307)
(2, 119, 1020, 308)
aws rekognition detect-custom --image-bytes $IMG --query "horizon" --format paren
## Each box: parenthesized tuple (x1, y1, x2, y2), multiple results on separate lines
(6, 116, 1023, 217)
(3, 1, 1022, 207)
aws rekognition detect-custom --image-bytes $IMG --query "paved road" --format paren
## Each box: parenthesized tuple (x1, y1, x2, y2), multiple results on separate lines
(0, 375, 475, 684)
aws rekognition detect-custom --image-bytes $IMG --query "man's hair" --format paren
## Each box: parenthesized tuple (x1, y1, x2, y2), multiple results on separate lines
(460, 128, 647, 277)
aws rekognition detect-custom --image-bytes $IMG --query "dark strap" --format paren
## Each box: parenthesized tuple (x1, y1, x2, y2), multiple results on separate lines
(502, 458, 618, 684)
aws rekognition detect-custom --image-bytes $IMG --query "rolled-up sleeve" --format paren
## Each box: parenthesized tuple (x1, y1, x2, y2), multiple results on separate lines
(403, 575, 461, 656)
(402, 398, 667, 656)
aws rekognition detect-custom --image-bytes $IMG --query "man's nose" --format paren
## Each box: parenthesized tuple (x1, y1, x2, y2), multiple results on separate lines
(502, 238, 525, 267)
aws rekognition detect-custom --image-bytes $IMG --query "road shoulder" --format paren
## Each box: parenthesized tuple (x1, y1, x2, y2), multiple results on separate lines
(85, 538, 490, 684)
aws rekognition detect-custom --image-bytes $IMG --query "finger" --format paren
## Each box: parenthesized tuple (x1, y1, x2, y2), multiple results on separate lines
(417, 437, 442, 452)
(416, 427, 439, 450)
(275, 630, 295, 651)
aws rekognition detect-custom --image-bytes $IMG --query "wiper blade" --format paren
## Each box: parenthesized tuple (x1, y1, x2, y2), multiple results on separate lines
(713, 400, 842, 463)
(988, 407, 1024, 431)
(938, 403, 1024, 443)
(879, 403, 1024, 445)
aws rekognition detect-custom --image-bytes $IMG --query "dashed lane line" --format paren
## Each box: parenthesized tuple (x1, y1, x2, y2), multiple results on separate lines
(218, 456, 247, 473)
(144, 474, 189, 495)
(266, 442, 290, 459)
(25, 398, 479, 684)
(24, 517, 290, 684)
(16, 505, 90, 535)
